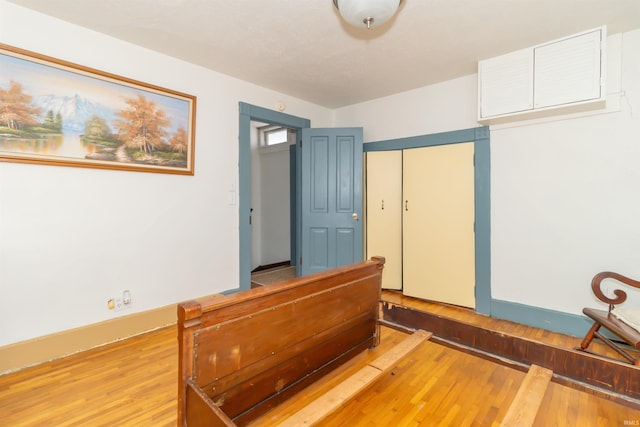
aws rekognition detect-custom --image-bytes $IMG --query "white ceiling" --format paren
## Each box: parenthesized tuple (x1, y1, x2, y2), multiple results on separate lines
(6, 0, 640, 108)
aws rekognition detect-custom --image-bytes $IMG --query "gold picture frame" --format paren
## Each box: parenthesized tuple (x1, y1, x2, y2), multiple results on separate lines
(0, 43, 196, 175)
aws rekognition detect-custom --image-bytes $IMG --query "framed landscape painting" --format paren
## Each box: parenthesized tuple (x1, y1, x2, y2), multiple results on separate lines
(0, 43, 196, 175)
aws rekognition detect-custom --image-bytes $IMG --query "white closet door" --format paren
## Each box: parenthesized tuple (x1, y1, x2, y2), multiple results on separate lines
(366, 151, 402, 290)
(403, 143, 475, 307)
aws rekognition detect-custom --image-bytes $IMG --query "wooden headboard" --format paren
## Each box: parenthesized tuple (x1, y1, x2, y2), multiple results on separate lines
(177, 257, 385, 426)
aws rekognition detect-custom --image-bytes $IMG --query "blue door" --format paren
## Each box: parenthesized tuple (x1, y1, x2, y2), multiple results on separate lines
(299, 128, 363, 275)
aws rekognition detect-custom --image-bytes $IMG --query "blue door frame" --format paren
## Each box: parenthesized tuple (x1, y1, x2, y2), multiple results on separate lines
(238, 103, 490, 315)
(238, 102, 310, 291)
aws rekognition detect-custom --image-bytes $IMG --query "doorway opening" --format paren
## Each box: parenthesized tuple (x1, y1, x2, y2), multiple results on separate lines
(249, 121, 296, 287)
(238, 102, 310, 291)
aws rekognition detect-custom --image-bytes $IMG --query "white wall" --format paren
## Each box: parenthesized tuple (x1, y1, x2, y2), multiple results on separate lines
(0, 1, 332, 346)
(259, 146, 291, 266)
(336, 29, 640, 319)
(250, 128, 291, 270)
(491, 29, 640, 315)
(334, 74, 479, 142)
(250, 125, 262, 269)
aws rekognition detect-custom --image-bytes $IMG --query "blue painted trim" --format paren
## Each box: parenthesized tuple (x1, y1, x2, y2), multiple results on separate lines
(474, 130, 491, 315)
(238, 112, 251, 292)
(237, 102, 310, 293)
(363, 127, 485, 152)
(363, 126, 491, 315)
(289, 143, 297, 267)
(294, 129, 303, 275)
(239, 102, 310, 129)
(491, 299, 595, 338)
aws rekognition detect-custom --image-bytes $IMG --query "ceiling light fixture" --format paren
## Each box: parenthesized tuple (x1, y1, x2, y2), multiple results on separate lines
(333, 0, 403, 29)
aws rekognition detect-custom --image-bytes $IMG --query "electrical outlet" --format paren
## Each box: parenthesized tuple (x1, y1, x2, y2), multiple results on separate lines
(123, 290, 131, 305)
(108, 291, 132, 312)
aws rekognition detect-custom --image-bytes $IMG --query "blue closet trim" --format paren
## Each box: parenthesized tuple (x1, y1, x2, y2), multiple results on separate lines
(491, 299, 594, 337)
(363, 126, 492, 315)
(365, 127, 594, 336)
(364, 127, 485, 151)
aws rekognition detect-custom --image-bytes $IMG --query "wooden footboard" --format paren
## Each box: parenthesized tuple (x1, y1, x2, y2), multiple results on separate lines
(177, 257, 385, 426)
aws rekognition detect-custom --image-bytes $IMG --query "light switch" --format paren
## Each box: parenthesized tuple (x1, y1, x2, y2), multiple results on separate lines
(228, 191, 237, 205)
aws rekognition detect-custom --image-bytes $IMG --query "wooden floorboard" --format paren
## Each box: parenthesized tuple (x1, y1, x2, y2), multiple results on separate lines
(0, 326, 177, 427)
(275, 330, 431, 427)
(501, 365, 553, 427)
(251, 327, 527, 426)
(382, 299, 640, 403)
(1, 291, 640, 426)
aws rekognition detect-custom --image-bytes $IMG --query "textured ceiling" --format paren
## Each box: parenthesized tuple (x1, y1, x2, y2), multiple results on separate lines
(6, 0, 640, 108)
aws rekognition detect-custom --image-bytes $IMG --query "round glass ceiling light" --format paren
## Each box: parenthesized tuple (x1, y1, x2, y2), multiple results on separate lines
(333, 0, 402, 29)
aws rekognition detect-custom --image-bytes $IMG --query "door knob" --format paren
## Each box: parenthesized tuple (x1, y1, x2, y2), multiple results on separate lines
(352, 212, 359, 220)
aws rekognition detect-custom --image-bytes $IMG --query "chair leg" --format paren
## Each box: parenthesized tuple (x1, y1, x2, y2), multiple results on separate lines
(580, 320, 640, 365)
(594, 330, 638, 364)
(580, 322, 601, 350)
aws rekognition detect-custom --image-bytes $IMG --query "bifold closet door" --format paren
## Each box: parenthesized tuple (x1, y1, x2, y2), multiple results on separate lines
(403, 143, 475, 307)
(365, 151, 402, 290)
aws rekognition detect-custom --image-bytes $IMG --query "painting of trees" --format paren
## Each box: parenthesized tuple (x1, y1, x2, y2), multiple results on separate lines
(0, 80, 41, 130)
(169, 127, 188, 154)
(42, 110, 63, 132)
(84, 115, 114, 142)
(1, 44, 195, 174)
(114, 94, 169, 153)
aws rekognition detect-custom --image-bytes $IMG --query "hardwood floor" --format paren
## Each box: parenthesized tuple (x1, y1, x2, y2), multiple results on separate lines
(252, 326, 640, 426)
(0, 326, 177, 427)
(1, 291, 639, 426)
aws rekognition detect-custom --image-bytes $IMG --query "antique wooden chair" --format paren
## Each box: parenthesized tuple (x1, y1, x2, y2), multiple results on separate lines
(580, 271, 640, 365)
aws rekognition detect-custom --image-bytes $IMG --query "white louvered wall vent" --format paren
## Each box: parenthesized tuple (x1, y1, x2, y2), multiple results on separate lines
(478, 26, 606, 124)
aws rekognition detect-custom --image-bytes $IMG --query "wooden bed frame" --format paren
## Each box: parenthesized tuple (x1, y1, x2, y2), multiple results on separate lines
(177, 257, 388, 426)
(176, 255, 583, 425)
